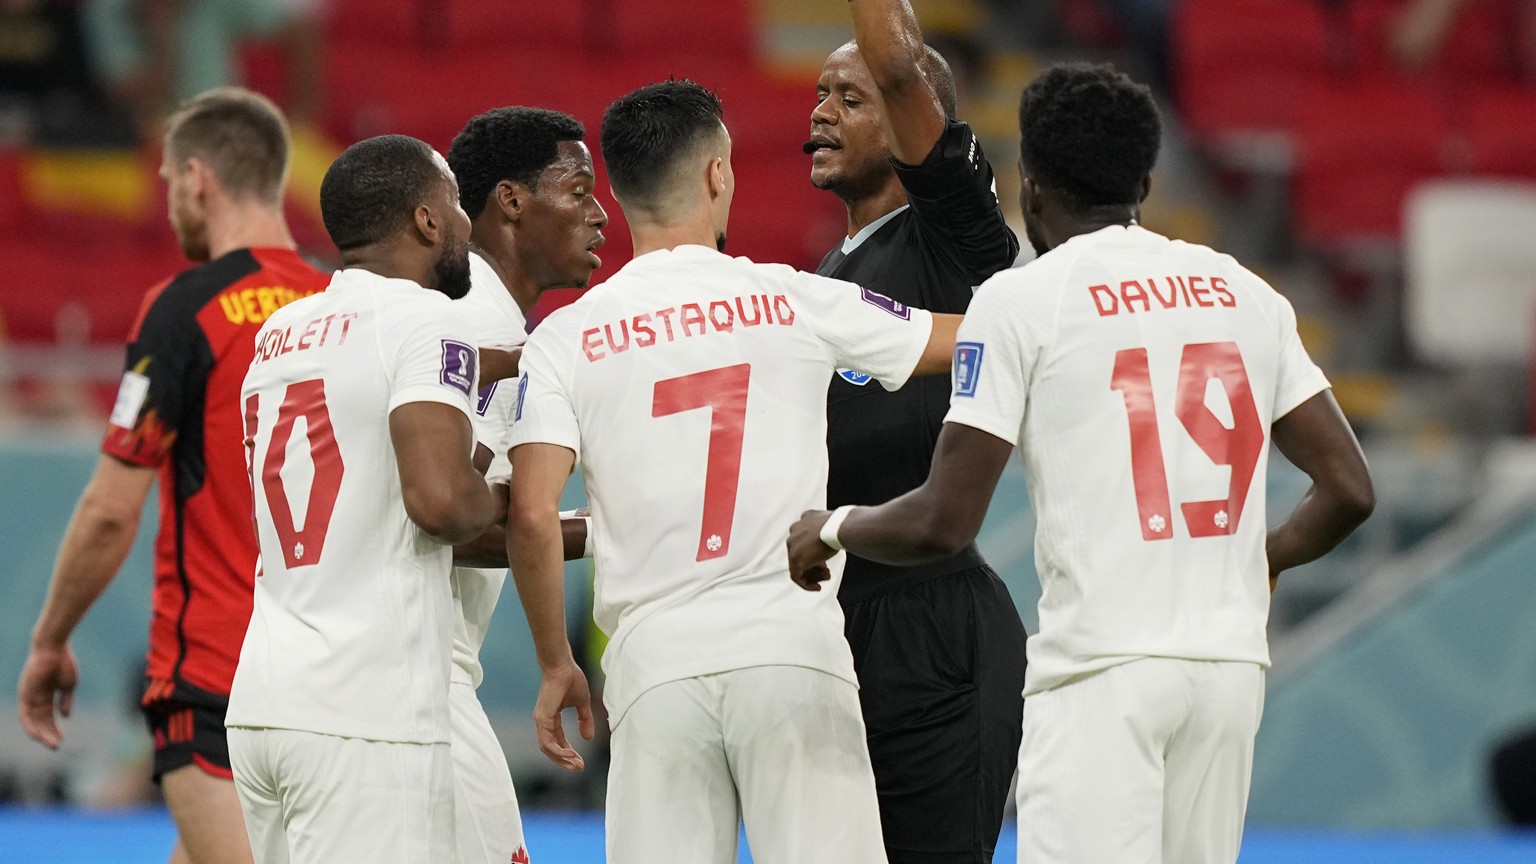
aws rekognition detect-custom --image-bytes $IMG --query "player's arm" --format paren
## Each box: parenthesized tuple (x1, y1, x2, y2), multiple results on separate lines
(452, 504, 590, 567)
(1265, 391, 1375, 587)
(19, 454, 155, 749)
(788, 422, 1012, 588)
(478, 346, 521, 386)
(911, 312, 961, 376)
(391, 403, 497, 545)
(508, 442, 594, 772)
(848, 0, 947, 165)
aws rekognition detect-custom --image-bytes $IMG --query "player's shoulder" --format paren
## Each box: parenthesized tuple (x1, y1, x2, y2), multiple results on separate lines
(135, 250, 264, 334)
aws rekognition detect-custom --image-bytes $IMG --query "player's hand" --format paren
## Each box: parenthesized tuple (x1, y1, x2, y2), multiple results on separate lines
(533, 660, 594, 772)
(478, 346, 522, 385)
(17, 644, 78, 749)
(787, 510, 838, 592)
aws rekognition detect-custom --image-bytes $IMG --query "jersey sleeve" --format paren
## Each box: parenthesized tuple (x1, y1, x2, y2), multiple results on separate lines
(471, 378, 518, 481)
(893, 120, 1020, 282)
(506, 321, 581, 460)
(384, 299, 479, 418)
(788, 270, 934, 392)
(101, 281, 211, 467)
(941, 272, 1043, 446)
(1271, 293, 1331, 418)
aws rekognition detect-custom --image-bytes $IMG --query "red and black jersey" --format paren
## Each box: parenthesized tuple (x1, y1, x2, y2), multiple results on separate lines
(103, 247, 330, 697)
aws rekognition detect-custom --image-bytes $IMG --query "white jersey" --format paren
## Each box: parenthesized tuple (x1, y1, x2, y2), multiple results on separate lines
(945, 225, 1330, 695)
(508, 244, 934, 722)
(228, 268, 480, 743)
(450, 251, 528, 687)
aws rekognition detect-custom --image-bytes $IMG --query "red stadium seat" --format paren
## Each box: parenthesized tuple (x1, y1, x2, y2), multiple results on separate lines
(1173, 0, 1332, 142)
(1292, 80, 1452, 245)
(1342, 0, 1517, 87)
(1468, 88, 1536, 179)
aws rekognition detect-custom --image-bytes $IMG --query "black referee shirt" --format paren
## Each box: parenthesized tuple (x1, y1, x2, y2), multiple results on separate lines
(821, 119, 1020, 601)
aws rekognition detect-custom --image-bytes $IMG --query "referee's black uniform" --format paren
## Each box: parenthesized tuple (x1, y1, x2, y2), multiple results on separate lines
(821, 119, 1028, 864)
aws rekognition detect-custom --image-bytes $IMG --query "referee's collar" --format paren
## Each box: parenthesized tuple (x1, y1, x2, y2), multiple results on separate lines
(841, 205, 910, 255)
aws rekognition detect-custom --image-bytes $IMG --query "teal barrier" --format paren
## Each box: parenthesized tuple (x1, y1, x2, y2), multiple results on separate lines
(1251, 507, 1536, 828)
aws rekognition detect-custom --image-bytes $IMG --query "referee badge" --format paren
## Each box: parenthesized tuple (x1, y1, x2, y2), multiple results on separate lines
(954, 342, 984, 397)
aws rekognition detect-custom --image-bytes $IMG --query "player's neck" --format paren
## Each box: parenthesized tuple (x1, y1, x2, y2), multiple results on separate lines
(470, 241, 538, 315)
(206, 203, 295, 261)
(841, 179, 908, 239)
(629, 220, 718, 258)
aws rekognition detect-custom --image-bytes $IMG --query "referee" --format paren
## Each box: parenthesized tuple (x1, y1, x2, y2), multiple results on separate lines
(807, 1, 1027, 861)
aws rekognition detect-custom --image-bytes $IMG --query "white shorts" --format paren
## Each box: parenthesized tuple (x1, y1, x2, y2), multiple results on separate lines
(228, 727, 456, 864)
(449, 680, 527, 864)
(607, 665, 886, 864)
(1015, 658, 1265, 864)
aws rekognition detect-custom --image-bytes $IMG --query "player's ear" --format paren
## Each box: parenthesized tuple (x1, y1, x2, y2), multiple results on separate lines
(494, 179, 528, 223)
(708, 157, 726, 200)
(412, 203, 441, 245)
(185, 157, 213, 204)
(1138, 174, 1152, 204)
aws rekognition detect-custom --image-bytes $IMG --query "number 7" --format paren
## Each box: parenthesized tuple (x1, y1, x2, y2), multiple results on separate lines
(652, 364, 751, 562)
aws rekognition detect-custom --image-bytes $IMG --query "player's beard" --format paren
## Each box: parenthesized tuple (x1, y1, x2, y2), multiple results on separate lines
(431, 238, 473, 300)
(1024, 213, 1050, 258)
(715, 232, 727, 252)
(170, 203, 210, 262)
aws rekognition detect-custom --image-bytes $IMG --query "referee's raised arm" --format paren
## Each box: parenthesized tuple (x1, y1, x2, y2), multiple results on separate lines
(846, 0, 947, 164)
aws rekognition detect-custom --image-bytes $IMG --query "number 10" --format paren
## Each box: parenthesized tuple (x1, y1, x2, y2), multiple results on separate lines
(1110, 341, 1264, 541)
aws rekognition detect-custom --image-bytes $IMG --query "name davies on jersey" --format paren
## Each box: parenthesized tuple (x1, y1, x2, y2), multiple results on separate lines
(251, 312, 358, 365)
(580, 293, 798, 362)
(1089, 274, 1237, 318)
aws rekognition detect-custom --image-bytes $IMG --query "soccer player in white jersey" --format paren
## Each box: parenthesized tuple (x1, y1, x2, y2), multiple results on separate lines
(438, 106, 609, 864)
(506, 80, 962, 864)
(788, 63, 1376, 864)
(228, 134, 499, 864)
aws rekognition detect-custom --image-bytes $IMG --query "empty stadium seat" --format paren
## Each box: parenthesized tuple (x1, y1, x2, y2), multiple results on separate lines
(1173, 0, 1331, 143)
(1292, 80, 1451, 245)
(1468, 88, 1536, 179)
(1342, 0, 1517, 86)
(1404, 180, 1536, 366)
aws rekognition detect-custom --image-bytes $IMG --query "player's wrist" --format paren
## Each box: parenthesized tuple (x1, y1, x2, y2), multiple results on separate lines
(820, 505, 857, 552)
(559, 510, 594, 558)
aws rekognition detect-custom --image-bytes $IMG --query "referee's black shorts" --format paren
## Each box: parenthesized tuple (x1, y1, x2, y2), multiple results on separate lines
(843, 564, 1029, 864)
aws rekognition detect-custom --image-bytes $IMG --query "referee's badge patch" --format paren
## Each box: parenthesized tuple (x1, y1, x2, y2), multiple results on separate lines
(954, 342, 984, 397)
(837, 369, 873, 386)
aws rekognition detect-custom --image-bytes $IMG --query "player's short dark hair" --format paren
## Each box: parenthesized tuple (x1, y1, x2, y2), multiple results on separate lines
(320, 134, 443, 252)
(1017, 62, 1161, 214)
(600, 80, 724, 209)
(164, 87, 290, 205)
(448, 107, 587, 220)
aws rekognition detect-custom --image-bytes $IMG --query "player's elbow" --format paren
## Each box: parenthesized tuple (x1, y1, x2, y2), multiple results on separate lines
(1335, 470, 1376, 529)
(404, 479, 494, 546)
(914, 508, 976, 559)
(77, 488, 141, 536)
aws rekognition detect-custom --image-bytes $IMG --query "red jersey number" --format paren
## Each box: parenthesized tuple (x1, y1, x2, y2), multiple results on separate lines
(244, 379, 346, 568)
(1111, 341, 1264, 541)
(652, 364, 751, 562)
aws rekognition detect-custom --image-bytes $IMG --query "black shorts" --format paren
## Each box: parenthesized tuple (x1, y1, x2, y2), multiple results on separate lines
(140, 677, 233, 782)
(843, 565, 1029, 864)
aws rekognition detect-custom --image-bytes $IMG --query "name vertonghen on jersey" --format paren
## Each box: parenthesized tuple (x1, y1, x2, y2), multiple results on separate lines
(580, 293, 800, 361)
